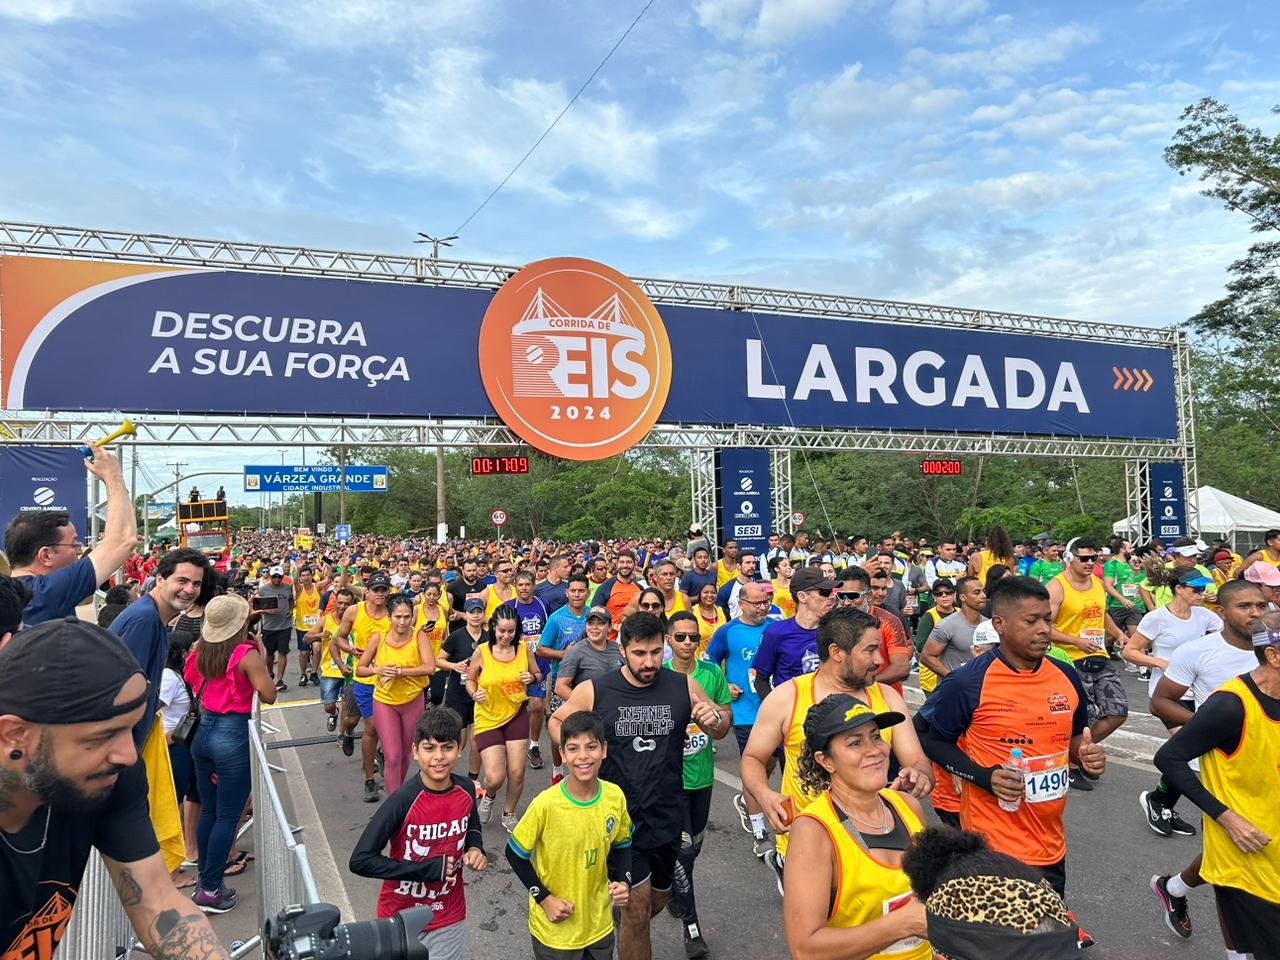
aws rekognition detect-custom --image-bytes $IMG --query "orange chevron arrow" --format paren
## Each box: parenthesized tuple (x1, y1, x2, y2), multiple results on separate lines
(1124, 368, 1135, 389)
(1113, 366, 1123, 389)
(1141, 369, 1153, 391)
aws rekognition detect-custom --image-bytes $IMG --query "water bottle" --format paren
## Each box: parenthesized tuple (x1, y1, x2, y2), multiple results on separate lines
(997, 748, 1026, 812)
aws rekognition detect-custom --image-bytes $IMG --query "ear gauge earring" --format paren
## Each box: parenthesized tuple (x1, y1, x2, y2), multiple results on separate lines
(8, 750, 22, 760)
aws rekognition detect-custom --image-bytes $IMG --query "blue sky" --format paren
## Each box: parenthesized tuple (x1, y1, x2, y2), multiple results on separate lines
(1, 0, 1277, 503)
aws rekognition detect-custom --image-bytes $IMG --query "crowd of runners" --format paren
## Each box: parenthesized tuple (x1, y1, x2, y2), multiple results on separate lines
(2, 448, 1280, 960)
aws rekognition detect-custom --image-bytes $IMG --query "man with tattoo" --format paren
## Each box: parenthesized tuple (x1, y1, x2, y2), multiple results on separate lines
(0, 618, 229, 959)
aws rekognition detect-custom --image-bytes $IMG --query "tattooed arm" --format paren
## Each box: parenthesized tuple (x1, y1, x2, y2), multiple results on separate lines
(105, 852, 230, 959)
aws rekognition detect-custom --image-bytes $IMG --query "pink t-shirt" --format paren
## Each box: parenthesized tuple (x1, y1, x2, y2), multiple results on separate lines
(185, 642, 256, 714)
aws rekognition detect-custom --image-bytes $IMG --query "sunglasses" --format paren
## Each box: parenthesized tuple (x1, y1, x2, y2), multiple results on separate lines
(671, 632, 700, 642)
(1183, 584, 1207, 593)
(836, 591, 862, 602)
(638, 601, 663, 610)
(1074, 554, 1098, 563)
(933, 590, 956, 598)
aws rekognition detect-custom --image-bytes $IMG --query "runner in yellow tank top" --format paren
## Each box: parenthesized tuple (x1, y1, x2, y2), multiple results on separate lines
(293, 567, 322, 686)
(466, 606, 541, 831)
(740, 607, 933, 887)
(783, 694, 931, 960)
(482, 558, 519, 620)
(304, 589, 355, 733)
(332, 572, 394, 803)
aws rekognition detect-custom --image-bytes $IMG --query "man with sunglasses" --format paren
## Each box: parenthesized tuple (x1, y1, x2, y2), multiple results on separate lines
(751, 567, 837, 700)
(4, 445, 138, 626)
(1046, 539, 1128, 790)
(839, 567, 913, 694)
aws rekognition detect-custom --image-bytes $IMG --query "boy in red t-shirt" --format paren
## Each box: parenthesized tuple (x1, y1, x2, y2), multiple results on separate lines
(350, 707, 487, 959)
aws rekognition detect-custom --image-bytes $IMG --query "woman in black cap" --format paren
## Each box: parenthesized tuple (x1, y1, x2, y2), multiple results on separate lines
(901, 826, 1081, 959)
(783, 692, 932, 960)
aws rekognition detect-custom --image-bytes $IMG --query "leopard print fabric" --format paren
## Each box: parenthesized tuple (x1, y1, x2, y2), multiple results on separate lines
(925, 875, 1072, 934)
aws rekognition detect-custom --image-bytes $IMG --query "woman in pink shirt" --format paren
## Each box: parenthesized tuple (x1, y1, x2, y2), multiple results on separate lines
(185, 593, 278, 913)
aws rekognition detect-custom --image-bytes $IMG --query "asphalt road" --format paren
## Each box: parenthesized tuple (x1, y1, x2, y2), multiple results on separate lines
(209, 665, 1228, 959)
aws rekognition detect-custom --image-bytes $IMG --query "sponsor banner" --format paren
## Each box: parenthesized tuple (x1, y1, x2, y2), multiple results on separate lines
(1, 256, 1178, 444)
(717, 449, 772, 555)
(1149, 462, 1187, 540)
(144, 500, 177, 520)
(243, 465, 387, 493)
(0, 446, 88, 534)
(334, 523, 351, 542)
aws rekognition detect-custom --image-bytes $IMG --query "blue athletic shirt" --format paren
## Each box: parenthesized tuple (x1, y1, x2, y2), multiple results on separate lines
(750, 617, 819, 687)
(541, 604, 588, 681)
(705, 618, 770, 726)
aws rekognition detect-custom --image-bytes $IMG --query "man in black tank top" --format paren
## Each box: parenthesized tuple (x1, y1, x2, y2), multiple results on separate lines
(550, 612, 730, 960)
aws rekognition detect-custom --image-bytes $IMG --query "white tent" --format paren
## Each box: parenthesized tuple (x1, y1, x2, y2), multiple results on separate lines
(1113, 485, 1280, 550)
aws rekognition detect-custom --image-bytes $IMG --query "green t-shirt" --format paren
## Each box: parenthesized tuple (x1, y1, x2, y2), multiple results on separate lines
(665, 659, 731, 790)
(1103, 558, 1146, 611)
(1029, 560, 1064, 584)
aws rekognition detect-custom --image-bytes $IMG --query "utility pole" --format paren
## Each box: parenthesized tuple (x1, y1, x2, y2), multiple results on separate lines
(338, 445, 347, 524)
(436, 445, 447, 543)
(170, 461, 188, 507)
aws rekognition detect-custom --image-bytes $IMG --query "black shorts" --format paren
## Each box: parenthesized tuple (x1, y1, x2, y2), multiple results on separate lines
(531, 932, 614, 960)
(296, 629, 313, 652)
(1109, 605, 1144, 632)
(1039, 857, 1066, 899)
(262, 628, 293, 657)
(630, 838, 679, 892)
(936, 810, 961, 829)
(1157, 699, 1195, 732)
(1215, 884, 1280, 958)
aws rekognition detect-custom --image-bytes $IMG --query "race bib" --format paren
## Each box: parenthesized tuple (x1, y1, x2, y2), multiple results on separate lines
(1023, 751, 1069, 803)
(1121, 583, 1138, 599)
(1081, 628, 1104, 645)
(683, 721, 709, 758)
(881, 891, 926, 953)
(303, 615, 319, 626)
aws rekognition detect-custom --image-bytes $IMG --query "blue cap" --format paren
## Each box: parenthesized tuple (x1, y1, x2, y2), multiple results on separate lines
(464, 596, 486, 612)
(1177, 572, 1212, 588)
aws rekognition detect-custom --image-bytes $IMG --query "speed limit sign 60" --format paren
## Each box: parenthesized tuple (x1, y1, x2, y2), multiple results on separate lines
(791, 511, 806, 527)
(490, 509, 508, 527)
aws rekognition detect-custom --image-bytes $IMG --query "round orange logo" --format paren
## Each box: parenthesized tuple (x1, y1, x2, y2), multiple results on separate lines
(478, 257, 672, 460)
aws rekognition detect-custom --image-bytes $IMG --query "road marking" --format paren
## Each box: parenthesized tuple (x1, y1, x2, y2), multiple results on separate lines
(264, 698, 322, 710)
(270, 710, 355, 920)
(715, 766, 744, 791)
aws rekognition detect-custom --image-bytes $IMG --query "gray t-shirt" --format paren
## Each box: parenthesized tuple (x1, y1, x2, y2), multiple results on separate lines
(557, 640, 624, 691)
(927, 611, 987, 674)
(257, 581, 295, 631)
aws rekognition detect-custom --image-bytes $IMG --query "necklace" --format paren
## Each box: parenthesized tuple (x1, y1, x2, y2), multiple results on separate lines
(0, 807, 51, 855)
(832, 788, 891, 833)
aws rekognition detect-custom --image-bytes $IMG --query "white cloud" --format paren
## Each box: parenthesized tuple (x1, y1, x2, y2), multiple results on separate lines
(886, 0, 987, 42)
(599, 196, 697, 240)
(695, 0, 864, 46)
(355, 47, 660, 198)
(907, 23, 1100, 83)
(0, 0, 126, 23)
(219, 0, 498, 49)
(789, 62, 966, 132)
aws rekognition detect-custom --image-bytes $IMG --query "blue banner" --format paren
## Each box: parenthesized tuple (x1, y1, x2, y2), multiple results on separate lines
(243, 465, 387, 493)
(1149, 462, 1187, 540)
(334, 523, 351, 542)
(4, 258, 1178, 440)
(0, 446, 88, 535)
(718, 449, 773, 554)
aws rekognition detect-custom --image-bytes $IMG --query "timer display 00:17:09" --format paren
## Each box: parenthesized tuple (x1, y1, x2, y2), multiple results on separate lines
(469, 456, 530, 475)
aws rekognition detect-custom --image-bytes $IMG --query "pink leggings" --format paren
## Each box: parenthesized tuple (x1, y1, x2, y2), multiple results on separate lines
(372, 694, 425, 792)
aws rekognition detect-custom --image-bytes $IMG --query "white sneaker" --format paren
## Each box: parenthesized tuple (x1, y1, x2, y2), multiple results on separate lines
(731, 793, 752, 834)
(478, 795, 493, 824)
(763, 849, 785, 896)
(751, 831, 772, 860)
(502, 812, 519, 833)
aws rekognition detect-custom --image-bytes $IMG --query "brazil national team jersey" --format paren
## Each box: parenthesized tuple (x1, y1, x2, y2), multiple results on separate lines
(509, 780, 633, 951)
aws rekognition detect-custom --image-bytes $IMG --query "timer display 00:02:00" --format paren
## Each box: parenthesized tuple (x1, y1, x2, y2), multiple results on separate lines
(470, 456, 531, 475)
(920, 459, 963, 477)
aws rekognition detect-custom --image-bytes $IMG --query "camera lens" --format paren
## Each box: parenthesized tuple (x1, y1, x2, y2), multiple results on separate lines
(336, 911, 430, 959)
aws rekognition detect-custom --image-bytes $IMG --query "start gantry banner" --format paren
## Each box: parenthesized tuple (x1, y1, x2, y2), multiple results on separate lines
(0, 255, 1179, 459)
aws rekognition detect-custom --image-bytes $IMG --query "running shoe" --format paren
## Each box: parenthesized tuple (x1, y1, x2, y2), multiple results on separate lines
(309, 672, 320, 685)
(1139, 790, 1173, 837)
(1065, 909, 1095, 948)
(666, 899, 685, 920)
(339, 733, 354, 756)
(751, 831, 772, 861)
(684, 922, 709, 959)
(501, 811, 519, 833)
(732, 792, 752, 834)
(1123, 661, 1140, 674)
(478, 794, 494, 824)
(763, 849, 785, 896)
(194, 885, 237, 914)
(326, 714, 338, 733)
(275, 680, 287, 692)
(1138, 666, 1151, 681)
(374, 749, 383, 774)
(1068, 769, 1094, 792)
(299, 674, 309, 687)
(1150, 874, 1193, 938)
(550, 773, 565, 787)
(529, 745, 544, 769)
(363, 779, 379, 803)
(1166, 808, 1198, 837)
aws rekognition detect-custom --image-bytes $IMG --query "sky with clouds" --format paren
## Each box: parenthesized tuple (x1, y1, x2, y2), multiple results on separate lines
(1, 0, 1277, 503)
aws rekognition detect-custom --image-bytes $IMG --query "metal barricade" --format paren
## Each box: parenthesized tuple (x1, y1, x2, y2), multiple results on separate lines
(56, 696, 320, 959)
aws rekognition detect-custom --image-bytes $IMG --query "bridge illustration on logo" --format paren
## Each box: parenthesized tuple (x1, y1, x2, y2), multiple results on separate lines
(509, 287, 646, 399)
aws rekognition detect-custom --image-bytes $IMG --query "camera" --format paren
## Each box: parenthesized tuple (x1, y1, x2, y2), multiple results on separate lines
(264, 902, 433, 959)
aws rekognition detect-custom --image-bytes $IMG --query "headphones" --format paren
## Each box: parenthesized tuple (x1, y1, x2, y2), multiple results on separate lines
(1063, 537, 1080, 564)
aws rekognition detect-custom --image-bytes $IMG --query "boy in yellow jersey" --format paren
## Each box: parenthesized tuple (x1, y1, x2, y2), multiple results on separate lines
(1155, 612, 1280, 960)
(306, 587, 355, 732)
(742, 607, 932, 897)
(1046, 539, 1127, 790)
(294, 565, 322, 687)
(506, 711, 633, 960)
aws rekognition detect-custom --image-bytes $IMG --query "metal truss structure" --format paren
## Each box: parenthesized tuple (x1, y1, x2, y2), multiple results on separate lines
(771, 449, 793, 534)
(0, 220, 1197, 539)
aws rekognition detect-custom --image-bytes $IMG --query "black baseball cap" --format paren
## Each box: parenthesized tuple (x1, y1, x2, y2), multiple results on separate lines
(367, 570, 393, 590)
(0, 618, 146, 724)
(804, 694, 904, 752)
(791, 567, 839, 593)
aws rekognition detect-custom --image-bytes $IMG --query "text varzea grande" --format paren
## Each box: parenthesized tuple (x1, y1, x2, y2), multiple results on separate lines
(746, 341, 1090, 412)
